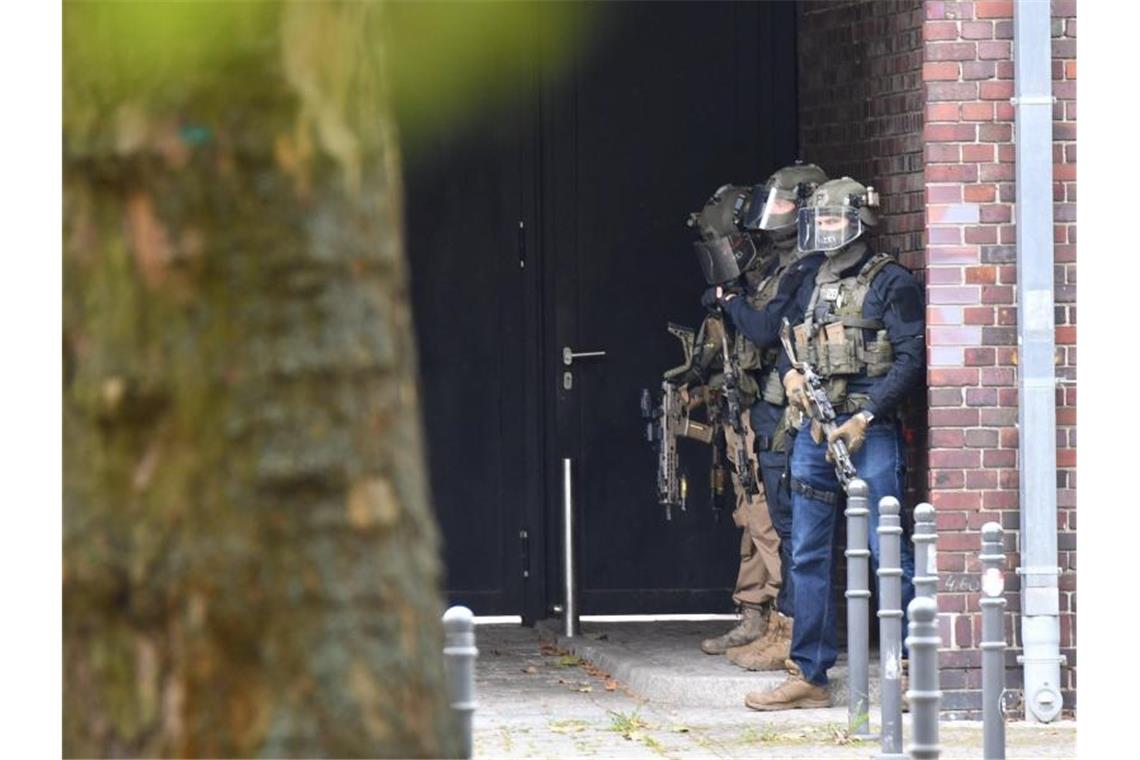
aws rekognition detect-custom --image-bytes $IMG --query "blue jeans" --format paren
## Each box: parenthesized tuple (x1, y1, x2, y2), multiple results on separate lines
(750, 401, 794, 618)
(788, 414, 916, 686)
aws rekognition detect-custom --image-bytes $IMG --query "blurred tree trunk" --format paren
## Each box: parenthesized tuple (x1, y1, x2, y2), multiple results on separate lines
(63, 3, 455, 756)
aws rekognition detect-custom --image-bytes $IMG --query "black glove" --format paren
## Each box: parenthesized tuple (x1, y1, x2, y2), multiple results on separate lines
(700, 285, 741, 313)
(700, 286, 722, 312)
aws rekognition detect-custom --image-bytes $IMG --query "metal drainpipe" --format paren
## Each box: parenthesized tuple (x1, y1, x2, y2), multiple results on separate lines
(1012, 0, 1064, 724)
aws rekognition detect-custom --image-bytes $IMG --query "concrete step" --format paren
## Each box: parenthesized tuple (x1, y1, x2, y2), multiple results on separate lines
(540, 619, 881, 709)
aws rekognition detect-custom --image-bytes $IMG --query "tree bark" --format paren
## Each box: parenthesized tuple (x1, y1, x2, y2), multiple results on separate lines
(63, 3, 455, 756)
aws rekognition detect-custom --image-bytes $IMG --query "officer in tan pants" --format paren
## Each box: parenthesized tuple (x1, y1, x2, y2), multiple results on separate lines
(689, 164, 831, 657)
(701, 412, 783, 652)
(688, 183, 786, 654)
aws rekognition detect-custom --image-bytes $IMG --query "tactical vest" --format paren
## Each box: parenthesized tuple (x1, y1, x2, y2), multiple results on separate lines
(705, 267, 779, 411)
(739, 263, 789, 407)
(706, 327, 761, 410)
(793, 252, 897, 413)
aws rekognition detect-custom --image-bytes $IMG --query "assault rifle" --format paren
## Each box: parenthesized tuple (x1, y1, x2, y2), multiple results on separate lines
(715, 306, 759, 498)
(779, 317, 858, 488)
(640, 382, 716, 519)
(640, 321, 731, 520)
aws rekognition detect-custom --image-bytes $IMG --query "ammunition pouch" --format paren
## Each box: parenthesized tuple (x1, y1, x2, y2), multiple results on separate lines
(799, 252, 900, 407)
(760, 367, 786, 406)
(738, 372, 760, 409)
(770, 403, 803, 453)
(810, 318, 893, 378)
(770, 425, 787, 454)
(734, 333, 765, 372)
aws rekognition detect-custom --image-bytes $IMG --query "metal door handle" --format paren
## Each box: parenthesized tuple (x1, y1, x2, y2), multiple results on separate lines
(562, 346, 607, 366)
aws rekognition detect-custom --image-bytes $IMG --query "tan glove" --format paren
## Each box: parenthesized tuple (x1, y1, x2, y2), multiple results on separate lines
(783, 370, 810, 414)
(810, 419, 825, 444)
(827, 413, 870, 460)
(781, 404, 804, 443)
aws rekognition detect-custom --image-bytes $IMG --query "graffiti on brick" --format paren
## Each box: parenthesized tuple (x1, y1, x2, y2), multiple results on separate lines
(944, 573, 982, 593)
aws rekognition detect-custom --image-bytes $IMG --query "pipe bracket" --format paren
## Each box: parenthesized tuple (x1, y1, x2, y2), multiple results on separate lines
(1010, 95, 1057, 106)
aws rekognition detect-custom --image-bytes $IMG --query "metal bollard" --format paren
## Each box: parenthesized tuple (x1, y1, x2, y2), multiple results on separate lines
(562, 458, 580, 637)
(844, 478, 873, 739)
(906, 597, 942, 760)
(877, 496, 906, 760)
(442, 606, 478, 759)
(980, 522, 1008, 759)
(912, 503, 938, 600)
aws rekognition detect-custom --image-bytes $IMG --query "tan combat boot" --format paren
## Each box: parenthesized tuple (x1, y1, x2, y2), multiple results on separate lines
(726, 613, 793, 670)
(744, 659, 830, 711)
(724, 620, 778, 669)
(700, 605, 769, 655)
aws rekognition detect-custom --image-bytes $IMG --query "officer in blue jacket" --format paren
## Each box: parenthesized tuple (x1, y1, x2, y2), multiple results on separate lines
(739, 177, 924, 711)
(712, 163, 829, 671)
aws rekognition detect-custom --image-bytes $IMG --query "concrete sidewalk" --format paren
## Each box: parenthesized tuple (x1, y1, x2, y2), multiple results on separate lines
(544, 619, 873, 708)
(473, 622, 1076, 759)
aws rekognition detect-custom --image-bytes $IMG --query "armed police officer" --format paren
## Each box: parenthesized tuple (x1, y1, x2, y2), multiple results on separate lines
(737, 177, 923, 711)
(685, 182, 783, 655)
(686, 164, 830, 658)
(711, 163, 830, 671)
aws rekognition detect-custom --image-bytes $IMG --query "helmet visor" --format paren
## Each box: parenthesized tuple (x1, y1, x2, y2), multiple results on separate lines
(693, 234, 756, 285)
(742, 185, 799, 231)
(797, 206, 863, 253)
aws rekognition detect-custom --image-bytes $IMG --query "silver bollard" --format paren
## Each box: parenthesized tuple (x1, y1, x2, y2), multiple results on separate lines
(844, 478, 873, 739)
(906, 597, 942, 759)
(442, 606, 478, 759)
(913, 503, 938, 600)
(980, 522, 1008, 759)
(877, 496, 906, 760)
(562, 458, 580, 637)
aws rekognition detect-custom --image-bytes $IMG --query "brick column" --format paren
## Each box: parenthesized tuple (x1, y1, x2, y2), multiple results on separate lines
(797, 0, 1076, 716)
(921, 0, 1076, 717)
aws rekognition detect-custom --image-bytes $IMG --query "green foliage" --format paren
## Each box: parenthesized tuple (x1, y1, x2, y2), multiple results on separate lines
(63, 1, 596, 157)
(607, 709, 649, 740)
(63, 2, 281, 150)
(740, 725, 781, 744)
(384, 1, 594, 151)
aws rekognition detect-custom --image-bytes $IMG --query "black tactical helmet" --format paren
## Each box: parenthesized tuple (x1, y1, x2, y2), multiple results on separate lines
(687, 184, 758, 285)
(742, 161, 829, 232)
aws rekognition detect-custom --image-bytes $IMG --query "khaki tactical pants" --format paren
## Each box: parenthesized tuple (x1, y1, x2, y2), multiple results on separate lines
(724, 414, 782, 609)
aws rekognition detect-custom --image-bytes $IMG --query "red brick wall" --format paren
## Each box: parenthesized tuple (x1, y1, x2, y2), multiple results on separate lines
(796, 0, 929, 508)
(797, 0, 1077, 718)
(921, 0, 1076, 717)
(794, 0, 930, 672)
(797, 0, 927, 270)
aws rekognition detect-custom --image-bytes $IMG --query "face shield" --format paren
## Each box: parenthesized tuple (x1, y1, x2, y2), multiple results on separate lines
(693, 233, 757, 285)
(742, 185, 800, 231)
(797, 206, 863, 253)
